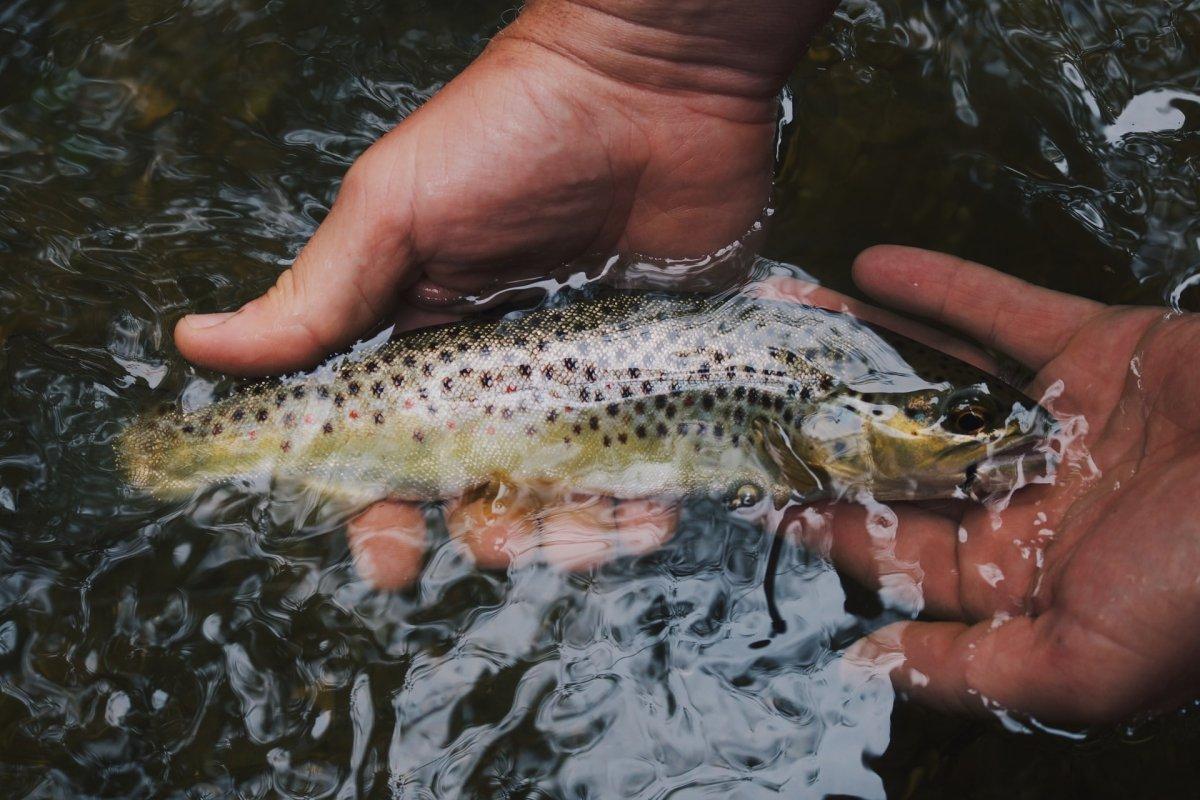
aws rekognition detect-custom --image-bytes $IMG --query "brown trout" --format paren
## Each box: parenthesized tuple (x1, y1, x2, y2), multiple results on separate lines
(119, 292, 1055, 507)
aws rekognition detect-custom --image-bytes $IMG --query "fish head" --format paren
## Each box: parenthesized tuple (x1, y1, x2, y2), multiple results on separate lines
(792, 377, 1057, 502)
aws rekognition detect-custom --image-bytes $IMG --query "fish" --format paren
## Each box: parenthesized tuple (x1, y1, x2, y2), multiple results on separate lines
(118, 291, 1057, 510)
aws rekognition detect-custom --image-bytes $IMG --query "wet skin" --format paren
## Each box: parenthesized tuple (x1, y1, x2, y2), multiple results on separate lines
(169, 0, 1200, 725)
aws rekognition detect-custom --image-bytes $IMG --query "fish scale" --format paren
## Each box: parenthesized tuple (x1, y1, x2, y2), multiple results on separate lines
(119, 292, 1046, 507)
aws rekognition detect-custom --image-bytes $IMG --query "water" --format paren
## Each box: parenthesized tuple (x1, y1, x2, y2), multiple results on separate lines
(2, 1, 1200, 797)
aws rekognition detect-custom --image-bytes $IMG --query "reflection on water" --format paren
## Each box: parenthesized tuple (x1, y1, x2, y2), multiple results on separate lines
(3, 0, 1200, 797)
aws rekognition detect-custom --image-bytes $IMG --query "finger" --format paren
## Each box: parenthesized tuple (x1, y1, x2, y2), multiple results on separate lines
(537, 495, 678, 570)
(754, 276, 998, 373)
(784, 501, 964, 618)
(844, 615, 1147, 724)
(175, 144, 416, 375)
(447, 483, 542, 569)
(347, 500, 429, 590)
(852, 246, 1105, 370)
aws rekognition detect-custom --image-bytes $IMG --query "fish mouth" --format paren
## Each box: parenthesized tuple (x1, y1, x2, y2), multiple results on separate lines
(961, 429, 1058, 497)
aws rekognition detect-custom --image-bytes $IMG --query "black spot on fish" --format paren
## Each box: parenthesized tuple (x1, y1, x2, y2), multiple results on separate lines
(677, 422, 688, 435)
(620, 386, 634, 399)
(656, 422, 668, 437)
(486, 405, 496, 416)
(373, 382, 384, 397)
(348, 382, 361, 396)
(537, 339, 549, 352)
(502, 408, 513, 420)
(457, 342, 470, 353)
(698, 363, 711, 377)
(392, 375, 404, 388)
(182, 424, 195, 434)
(617, 432, 628, 444)
(628, 367, 641, 379)
(654, 396, 667, 410)
(585, 365, 597, 381)
(481, 373, 494, 388)
(460, 367, 473, 377)
(422, 364, 433, 377)
(546, 410, 559, 422)
(442, 377, 453, 392)
(731, 434, 741, 446)
(714, 424, 724, 438)
(642, 381, 653, 395)
(382, 352, 395, 365)
(413, 431, 424, 443)
(274, 392, 286, 407)
(323, 422, 333, 434)
(374, 412, 384, 425)
(281, 440, 291, 452)
(701, 393, 714, 411)
(819, 375, 834, 391)
(801, 386, 813, 401)
(635, 425, 647, 439)
(334, 394, 345, 408)
(563, 357, 577, 372)
(716, 387, 728, 400)
(542, 365, 555, 380)
(573, 423, 582, 435)
(232, 409, 245, 421)
(733, 407, 745, 423)
(733, 387, 746, 400)
(783, 409, 794, 424)
(365, 361, 378, 373)
(773, 397, 784, 411)
(665, 404, 677, 419)
(601, 403, 617, 417)
(589, 416, 599, 431)
(603, 435, 612, 447)
(403, 355, 416, 368)
(256, 409, 269, 422)
(519, 364, 532, 378)
(318, 386, 330, 399)
(579, 388, 591, 402)
(439, 350, 452, 363)
(748, 389, 759, 403)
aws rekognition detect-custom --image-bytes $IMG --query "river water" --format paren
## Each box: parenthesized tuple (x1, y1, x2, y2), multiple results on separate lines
(1, 1, 1199, 798)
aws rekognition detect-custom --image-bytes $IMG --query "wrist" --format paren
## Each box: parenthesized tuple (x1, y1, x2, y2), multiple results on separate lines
(498, 0, 836, 102)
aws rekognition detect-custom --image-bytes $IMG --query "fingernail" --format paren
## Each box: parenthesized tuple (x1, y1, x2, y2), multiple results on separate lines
(183, 312, 235, 331)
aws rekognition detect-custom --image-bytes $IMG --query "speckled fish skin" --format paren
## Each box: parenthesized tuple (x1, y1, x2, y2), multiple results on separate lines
(119, 292, 1054, 506)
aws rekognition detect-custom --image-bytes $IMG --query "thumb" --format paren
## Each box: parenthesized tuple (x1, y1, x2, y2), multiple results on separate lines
(175, 155, 415, 375)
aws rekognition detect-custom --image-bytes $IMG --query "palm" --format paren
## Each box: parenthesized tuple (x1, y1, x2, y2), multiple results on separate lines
(832, 247, 1200, 724)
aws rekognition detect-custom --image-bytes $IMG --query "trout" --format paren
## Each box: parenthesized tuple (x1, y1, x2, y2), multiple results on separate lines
(119, 292, 1056, 508)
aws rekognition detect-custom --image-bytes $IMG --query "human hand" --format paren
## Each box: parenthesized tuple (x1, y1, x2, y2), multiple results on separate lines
(174, 0, 837, 376)
(804, 245, 1200, 725)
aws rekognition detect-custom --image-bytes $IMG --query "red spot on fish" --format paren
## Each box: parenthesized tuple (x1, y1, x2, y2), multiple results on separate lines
(505, 384, 516, 393)
(304, 415, 314, 424)
(446, 421, 456, 430)
(404, 399, 414, 409)
(349, 410, 359, 419)
(486, 425, 495, 435)
(248, 431, 256, 439)
(281, 441, 291, 452)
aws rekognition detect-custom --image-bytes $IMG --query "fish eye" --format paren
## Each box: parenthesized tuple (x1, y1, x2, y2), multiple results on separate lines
(941, 389, 998, 435)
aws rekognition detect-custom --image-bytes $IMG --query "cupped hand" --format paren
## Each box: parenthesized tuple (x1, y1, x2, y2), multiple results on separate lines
(806, 245, 1200, 726)
(174, 1, 839, 376)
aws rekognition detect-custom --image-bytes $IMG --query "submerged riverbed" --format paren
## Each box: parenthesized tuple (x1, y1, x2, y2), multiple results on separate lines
(2, 1, 1200, 797)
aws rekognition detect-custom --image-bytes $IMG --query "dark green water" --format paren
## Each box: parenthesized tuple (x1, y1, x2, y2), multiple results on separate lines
(2, 1, 1200, 798)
